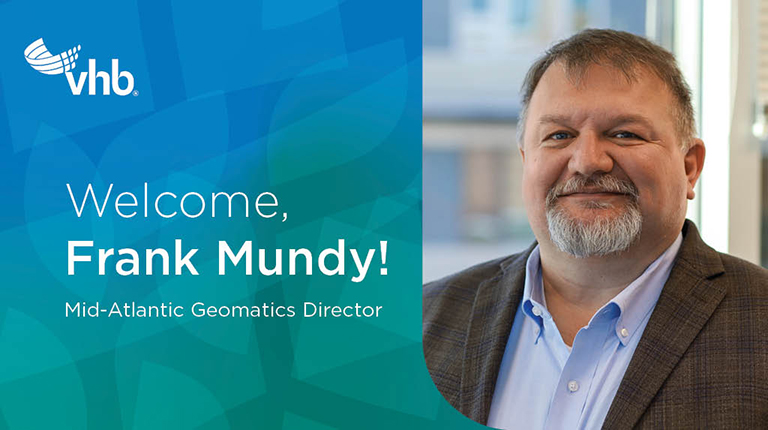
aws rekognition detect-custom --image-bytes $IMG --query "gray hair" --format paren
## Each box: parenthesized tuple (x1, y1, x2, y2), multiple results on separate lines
(517, 29, 695, 150)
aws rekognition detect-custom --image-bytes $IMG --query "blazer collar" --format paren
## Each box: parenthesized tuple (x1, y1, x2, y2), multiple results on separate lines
(602, 220, 726, 428)
(460, 242, 534, 421)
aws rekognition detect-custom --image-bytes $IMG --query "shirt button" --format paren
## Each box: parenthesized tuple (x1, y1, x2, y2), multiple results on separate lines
(568, 380, 579, 392)
(532, 307, 542, 317)
(620, 328, 629, 337)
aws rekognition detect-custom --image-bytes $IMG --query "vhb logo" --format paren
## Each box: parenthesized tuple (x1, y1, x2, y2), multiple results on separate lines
(24, 38, 135, 96)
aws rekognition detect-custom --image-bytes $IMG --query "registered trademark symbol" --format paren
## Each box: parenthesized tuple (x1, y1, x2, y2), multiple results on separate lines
(133, 90, 139, 96)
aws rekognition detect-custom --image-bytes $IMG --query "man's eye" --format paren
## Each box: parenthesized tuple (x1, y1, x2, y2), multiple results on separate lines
(613, 131, 642, 139)
(547, 132, 572, 141)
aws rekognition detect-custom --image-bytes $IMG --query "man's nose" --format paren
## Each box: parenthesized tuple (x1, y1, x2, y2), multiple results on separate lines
(567, 132, 614, 176)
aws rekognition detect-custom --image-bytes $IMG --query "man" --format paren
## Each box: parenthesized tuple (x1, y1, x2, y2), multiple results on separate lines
(423, 29, 768, 429)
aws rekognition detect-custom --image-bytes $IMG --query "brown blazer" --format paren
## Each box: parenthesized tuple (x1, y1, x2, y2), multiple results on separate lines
(423, 220, 768, 429)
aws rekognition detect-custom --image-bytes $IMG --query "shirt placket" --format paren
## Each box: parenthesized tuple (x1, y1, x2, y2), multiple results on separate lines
(544, 318, 613, 430)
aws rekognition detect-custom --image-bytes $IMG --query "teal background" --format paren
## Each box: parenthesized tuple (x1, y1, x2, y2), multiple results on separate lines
(0, 0, 485, 429)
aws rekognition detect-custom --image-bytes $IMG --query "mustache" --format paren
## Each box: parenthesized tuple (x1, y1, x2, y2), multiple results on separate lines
(546, 175, 639, 207)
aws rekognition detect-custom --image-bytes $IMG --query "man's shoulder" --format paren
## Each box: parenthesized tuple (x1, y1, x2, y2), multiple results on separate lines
(641, 250, 768, 427)
(714, 252, 768, 294)
(424, 255, 510, 296)
(422, 249, 530, 326)
(718, 252, 768, 277)
(674, 220, 767, 294)
(704, 253, 768, 328)
(669, 244, 768, 340)
(421, 251, 530, 407)
(424, 253, 524, 305)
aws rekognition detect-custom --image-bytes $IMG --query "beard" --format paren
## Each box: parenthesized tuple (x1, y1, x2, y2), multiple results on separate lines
(545, 174, 642, 258)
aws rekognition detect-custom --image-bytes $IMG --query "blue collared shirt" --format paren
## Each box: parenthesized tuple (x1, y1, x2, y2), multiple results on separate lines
(487, 234, 683, 430)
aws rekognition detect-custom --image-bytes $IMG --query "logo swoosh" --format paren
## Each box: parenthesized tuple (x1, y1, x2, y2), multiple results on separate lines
(24, 38, 81, 75)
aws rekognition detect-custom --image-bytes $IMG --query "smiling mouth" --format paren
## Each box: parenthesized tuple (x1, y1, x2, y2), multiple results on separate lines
(559, 191, 630, 197)
(546, 175, 640, 209)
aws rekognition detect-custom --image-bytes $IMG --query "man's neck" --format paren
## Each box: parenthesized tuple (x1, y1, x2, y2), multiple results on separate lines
(537, 236, 678, 346)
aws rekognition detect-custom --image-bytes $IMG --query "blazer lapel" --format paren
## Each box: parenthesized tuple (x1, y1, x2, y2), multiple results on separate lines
(460, 244, 534, 423)
(602, 221, 727, 429)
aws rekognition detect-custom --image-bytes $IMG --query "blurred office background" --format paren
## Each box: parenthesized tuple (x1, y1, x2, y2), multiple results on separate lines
(424, 0, 768, 282)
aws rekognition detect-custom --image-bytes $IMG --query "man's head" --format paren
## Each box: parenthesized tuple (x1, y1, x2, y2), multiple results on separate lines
(518, 29, 705, 259)
(518, 29, 696, 150)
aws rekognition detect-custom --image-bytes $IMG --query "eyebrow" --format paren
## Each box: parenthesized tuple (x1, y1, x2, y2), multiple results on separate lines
(537, 114, 656, 129)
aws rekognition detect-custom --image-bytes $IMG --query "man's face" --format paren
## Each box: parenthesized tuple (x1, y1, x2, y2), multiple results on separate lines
(520, 62, 703, 257)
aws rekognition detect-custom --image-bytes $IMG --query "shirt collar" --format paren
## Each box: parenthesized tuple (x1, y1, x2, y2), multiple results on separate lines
(521, 233, 683, 346)
(521, 246, 548, 336)
(609, 232, 683, 345)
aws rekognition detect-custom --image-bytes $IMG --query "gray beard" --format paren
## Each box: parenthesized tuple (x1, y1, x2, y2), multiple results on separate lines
(546, 200, 642, 258)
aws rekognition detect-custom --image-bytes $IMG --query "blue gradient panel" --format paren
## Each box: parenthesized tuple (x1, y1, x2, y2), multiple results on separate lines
(0, 1, 480, 429)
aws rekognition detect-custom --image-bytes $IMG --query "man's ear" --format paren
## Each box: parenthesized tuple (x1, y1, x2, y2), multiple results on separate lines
(519, 145, 525, 162)
(684, 138, 705, 200)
